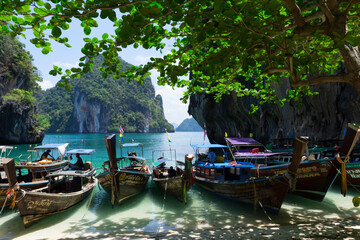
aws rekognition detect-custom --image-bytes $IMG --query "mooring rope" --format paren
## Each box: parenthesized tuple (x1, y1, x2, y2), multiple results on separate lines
(258, 200, 272, 221)
(155, 179, 168, 239)
(82, 181, 96, 219)
(330, 160, 360, 193)
(252, 179, 273, 221)
(0, 196, 8, 214)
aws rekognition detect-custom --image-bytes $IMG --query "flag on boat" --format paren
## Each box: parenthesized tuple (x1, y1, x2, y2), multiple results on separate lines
(119, 125, 124, 142)
(204, 124, 207, 142)
(165, 128, 171, 142)
(119, 125, 124, 134)
(225, 132, 228, 138)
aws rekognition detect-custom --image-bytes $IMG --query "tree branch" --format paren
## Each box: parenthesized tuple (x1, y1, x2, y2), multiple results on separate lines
(282, 0, 306, 27)
(291, 74, 351, 87)
(319, 0, 335, 25)
(345, 0, 360, 14)
(261, 68, 290, 74)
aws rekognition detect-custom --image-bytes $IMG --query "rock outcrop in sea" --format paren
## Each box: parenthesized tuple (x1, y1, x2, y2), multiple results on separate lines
(189, 81, 360, 145)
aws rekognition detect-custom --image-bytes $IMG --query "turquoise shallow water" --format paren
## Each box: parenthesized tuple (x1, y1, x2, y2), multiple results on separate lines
(1, 132, 360, 239)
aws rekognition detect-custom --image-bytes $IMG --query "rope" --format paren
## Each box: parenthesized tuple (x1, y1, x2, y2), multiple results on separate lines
(0, 196, 8, 214)
(258, 200, 272, 221)
(252, 179, 273, 221)
(330, 160, 360, 194)
(155, 179, 168, 239)
(335, 154, 350, 196)
(82, 181, 96, 219)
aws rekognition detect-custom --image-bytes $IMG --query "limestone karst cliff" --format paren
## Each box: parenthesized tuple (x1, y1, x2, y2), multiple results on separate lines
(189, 81, 360, 145)
(36, 56, 174, 133)
(0, 100, 44, 144)
(0, 34, 44, 144)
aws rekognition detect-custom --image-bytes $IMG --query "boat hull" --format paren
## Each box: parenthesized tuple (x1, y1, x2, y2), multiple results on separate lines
(253, 159, 339, 201)
(152, 175, 190, 202)
(16, 178, 97, 227)
(334, 162, 360, 187)
(194, 175, 289, 214)
(0, 160, 69, 207)
(97, 170, 150, 205)
(0, 180, 48, 207)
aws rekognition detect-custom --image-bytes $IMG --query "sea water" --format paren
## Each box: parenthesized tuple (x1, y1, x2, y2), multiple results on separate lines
(0, 132, 359, 239)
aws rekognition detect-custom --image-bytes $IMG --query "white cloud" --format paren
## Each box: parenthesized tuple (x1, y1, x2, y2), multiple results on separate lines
(52, 61, 79, 69)
(134, 55, 150, 65)
(39, 80, 56, 90)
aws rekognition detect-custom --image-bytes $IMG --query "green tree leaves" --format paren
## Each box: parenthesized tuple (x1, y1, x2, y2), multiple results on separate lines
(1, 0, 358, 108)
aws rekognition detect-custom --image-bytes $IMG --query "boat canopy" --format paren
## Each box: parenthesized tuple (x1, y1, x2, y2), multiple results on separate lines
(0, 146, 13, 150)
(35, 143, 69, 160)
(153, 158, 170, 167)
(0, 146, 13, 160)
(122, 143, 143, 147)
(191, 144, 228, 149)
(47, 168, 96, 178)
(225, 137, 263, 146)
(117, 156, 146, 162)
(35, 143, 69, 150)
(234, 152, 286, 157)
(66, 149, 95, 155)
(120, 142, 144, 158)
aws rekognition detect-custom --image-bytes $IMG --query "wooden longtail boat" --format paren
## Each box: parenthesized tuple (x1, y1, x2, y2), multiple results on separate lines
(225, 137, 339, 201)
(192, 138, 305, 215)
(151, 149, 194, 203)
(96, 134, 151, 205)
(3, 157, 97, 228)
(267, 124, 360, 191)
(250, 157, 339, 201)
(0, 144, 69, 207)
(225, 124, 360, 201)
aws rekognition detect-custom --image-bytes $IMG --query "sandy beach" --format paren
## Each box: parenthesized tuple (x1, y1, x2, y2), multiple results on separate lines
(6, 186, 360, 240)
(17, 217, 359, 240)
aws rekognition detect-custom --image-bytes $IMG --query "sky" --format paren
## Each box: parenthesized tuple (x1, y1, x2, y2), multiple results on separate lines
(19, 18, 191, 125)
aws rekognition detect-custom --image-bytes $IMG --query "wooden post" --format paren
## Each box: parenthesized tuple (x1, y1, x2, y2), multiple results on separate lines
(338, 123, 360, 196)
(339, 123, 360, 158)
(2, 158, 17, 188)
(288, 137, 308, 175)
(104, 134, 117, 172)
(104, 134, 118, 206)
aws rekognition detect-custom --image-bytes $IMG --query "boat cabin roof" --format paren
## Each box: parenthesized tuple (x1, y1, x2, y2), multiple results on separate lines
(121, 143, 143, 147)
(191, 144, 228, 149)
(66, 149, 95, 155)
(225, 137, 263, 147)
(153, 158, 169, 167)
(234, 152, 287, 157)
(35, 143, 69, 150)
(117, 156, 146, 161)
(47, 168, 96, 178)
(196, 161, 254, 168)
(0, 146, 13, 150)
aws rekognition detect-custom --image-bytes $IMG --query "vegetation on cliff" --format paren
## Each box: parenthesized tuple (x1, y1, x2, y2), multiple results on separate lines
(36, 56, 174, 133)
(0, 32, 46, 143)
(0, 33, 41, 95)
